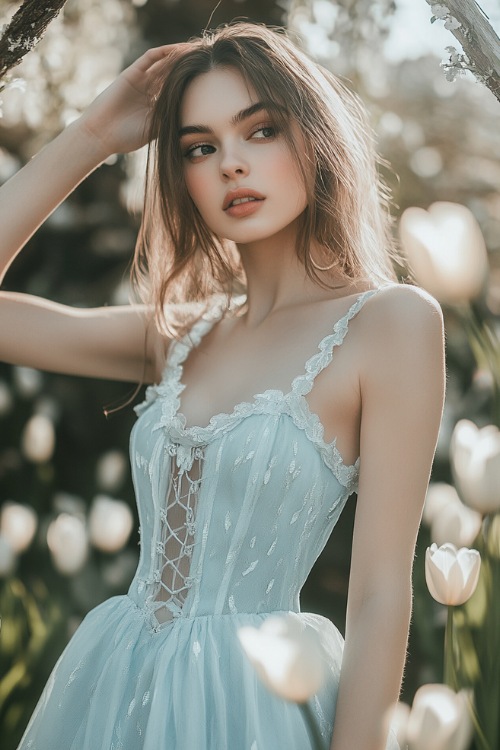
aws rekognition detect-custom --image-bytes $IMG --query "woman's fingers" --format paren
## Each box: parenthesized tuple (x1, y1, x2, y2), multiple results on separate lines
(133, 42, 192, 75)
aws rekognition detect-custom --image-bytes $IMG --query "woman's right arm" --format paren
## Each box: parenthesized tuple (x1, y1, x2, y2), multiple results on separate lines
(0, 44, 190, 384)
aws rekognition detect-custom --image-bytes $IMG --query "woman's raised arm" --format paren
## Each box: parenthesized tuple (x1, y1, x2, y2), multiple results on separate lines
(0, 44, 189, 382)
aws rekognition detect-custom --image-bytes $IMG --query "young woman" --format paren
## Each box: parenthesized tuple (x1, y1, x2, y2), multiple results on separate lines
(0, 21, 445, 750)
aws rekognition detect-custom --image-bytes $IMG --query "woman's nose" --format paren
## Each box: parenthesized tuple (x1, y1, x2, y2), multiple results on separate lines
(219, 146, 249, 179)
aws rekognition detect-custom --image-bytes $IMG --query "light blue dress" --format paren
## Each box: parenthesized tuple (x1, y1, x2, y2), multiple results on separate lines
(18, 286, 400, 749)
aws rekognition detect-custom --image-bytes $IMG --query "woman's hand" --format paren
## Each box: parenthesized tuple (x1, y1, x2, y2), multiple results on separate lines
(77, 43, 192, 157)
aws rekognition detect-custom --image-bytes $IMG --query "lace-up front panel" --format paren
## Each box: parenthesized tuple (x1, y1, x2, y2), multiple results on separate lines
(128, 287, 389, 632)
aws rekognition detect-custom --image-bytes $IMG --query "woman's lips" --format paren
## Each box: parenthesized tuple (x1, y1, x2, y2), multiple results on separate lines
(224, 198, 265, 218)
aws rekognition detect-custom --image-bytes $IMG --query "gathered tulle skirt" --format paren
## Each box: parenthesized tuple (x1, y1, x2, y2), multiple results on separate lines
(17, 595, 399, 750)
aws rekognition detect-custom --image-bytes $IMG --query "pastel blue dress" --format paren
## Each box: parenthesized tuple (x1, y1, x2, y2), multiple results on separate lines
(18, 286, 400, 750)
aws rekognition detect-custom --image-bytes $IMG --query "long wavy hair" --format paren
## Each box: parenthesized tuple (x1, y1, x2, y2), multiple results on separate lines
(132, 21, 402, 337)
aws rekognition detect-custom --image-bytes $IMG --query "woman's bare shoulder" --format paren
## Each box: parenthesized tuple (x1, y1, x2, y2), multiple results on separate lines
(357, 282, 445, 375)
(363, 283, 443, 331)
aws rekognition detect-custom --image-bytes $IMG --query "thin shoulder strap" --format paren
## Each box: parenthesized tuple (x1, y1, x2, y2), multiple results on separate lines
(163, 294, 246, 375)
(291, 285, 391, 398)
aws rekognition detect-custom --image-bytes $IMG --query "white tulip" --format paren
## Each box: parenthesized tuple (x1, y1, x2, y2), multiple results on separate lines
(0, 533, 17, 576)
(88, 495, 133, 553)
(238, 614, 326, 703)
(450, 419, 500, 514)
(0, 502, 38, 552)
(425, 543, 481, 606)
(431, 500, 482, 548)
(47, 513, 88, 575)
(399, 202, 488, 304)
(21, 414, 55, 463)
(422, 483, 461, 527)
(406, 684, 473, 750)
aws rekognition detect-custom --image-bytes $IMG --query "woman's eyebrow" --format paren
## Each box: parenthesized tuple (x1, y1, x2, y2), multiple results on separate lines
(178, 101, 286, 138)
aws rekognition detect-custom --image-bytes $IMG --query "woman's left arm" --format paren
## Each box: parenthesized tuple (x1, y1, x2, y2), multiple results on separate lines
(329, 285, 446, 750)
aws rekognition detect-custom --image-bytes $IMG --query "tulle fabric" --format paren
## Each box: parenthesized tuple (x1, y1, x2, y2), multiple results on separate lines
(20, 596, 350, 750)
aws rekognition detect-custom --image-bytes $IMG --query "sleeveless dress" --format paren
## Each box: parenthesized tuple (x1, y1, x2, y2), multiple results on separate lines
(18, 286, 400, 750)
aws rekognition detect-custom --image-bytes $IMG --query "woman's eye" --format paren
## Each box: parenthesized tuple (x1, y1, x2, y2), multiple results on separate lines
(252, 125, 276, 139)
(184, 143, 215, 159)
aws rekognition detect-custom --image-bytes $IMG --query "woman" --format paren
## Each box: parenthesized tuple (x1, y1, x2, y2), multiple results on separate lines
(0, 21, 445, 750)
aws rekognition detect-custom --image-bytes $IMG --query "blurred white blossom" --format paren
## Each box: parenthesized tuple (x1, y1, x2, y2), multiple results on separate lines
(425, 543, 481, 606)
(406, 684, 473, 750)
(450, 419, 500, 514)
(47, 513, 88, 575)
(13, 366, 43, 398)
(399, 202, 488, 304)
(238, 613, 325, 703)
(0, 501, 38, 552)
(431, 499, 482, 548)
(96, 450, 127, 492)
(88, 495, 133, 553)
(423, 482, 461, 526)
(21, 414, 56, 463)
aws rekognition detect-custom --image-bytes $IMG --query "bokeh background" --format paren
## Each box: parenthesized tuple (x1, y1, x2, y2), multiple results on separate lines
(1, 0, 499, 747)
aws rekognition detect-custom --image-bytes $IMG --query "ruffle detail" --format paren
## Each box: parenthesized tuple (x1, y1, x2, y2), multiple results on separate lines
(133, 287, 389, 491)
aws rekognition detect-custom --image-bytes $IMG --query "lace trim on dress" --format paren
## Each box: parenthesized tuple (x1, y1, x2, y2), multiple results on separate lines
(134, 287, 390, 491)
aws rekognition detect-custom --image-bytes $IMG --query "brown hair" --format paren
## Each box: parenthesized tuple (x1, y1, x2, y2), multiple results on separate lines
(132, 21, 402, 337)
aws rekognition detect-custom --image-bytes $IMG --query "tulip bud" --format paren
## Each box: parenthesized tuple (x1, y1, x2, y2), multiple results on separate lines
(88, 495, 133, 553)
(425, 543, 481, 606)
(238, 614, 326, 703)
(399, 202, 488, 305)
(0, 502, 38, 552)
(47, 513, 88, 575)
(406, 684, 473, 750)
(450, 419, 500, 514)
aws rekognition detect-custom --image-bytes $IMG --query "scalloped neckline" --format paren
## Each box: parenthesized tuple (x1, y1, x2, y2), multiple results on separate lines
(172, 288, 382, 467)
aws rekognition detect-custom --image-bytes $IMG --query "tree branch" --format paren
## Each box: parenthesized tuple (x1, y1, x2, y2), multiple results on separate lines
(0, 0, 69, 81)
(426, 0, 500, 104)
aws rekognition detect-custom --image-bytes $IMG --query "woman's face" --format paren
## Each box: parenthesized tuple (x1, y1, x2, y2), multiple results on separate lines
(179, 66, 308, 244)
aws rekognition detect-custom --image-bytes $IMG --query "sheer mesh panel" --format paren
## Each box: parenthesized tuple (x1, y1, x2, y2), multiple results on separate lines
(149, 445, 204, 625)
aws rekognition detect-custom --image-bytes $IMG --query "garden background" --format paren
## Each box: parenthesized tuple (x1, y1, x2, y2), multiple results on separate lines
(0, 0, 499, 748)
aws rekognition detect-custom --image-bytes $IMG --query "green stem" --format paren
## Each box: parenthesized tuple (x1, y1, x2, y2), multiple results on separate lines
(444, 603, 490, 750)
(444, 606, 456, 690)
(299, 700, 326, 750)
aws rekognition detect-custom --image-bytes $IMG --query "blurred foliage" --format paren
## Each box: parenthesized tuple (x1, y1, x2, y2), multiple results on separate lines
(0, 0, 499, 748)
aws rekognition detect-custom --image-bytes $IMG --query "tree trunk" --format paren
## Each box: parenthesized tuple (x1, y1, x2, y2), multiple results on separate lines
(426, 0, 500, 104)
(0, 0, 69, 81)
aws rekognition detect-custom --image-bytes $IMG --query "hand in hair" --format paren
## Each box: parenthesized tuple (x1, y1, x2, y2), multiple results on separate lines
(78, 43, 192, 158)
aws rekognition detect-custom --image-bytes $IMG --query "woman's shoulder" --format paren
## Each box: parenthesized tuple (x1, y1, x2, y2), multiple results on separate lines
(366, 282, 443, 327)
(354, 282, 445, 368)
